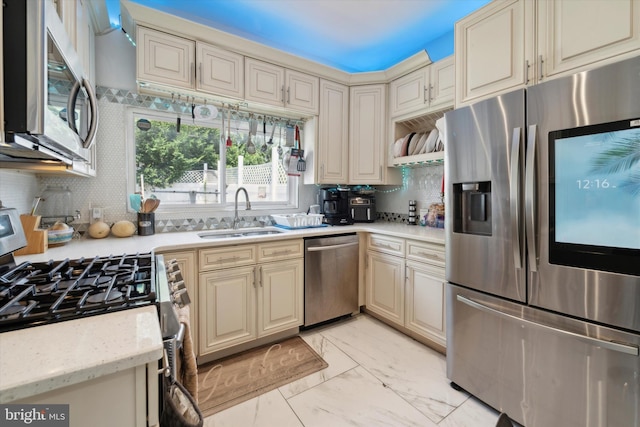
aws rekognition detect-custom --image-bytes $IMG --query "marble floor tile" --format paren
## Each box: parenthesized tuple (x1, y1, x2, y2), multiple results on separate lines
(287, 366, 438, 427)
(203, 389, 302, 427)
(439, 396, 502, 427)
(202, 313, 505, 427)
(318, 315, 469, 423)
(278, 331, 359, 399)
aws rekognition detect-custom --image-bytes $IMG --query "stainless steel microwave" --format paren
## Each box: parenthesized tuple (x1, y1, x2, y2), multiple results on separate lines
(1, 0, 98, 165)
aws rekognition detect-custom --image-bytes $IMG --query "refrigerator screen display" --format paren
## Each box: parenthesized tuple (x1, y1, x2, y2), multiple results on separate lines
(549, 118, 640, 276)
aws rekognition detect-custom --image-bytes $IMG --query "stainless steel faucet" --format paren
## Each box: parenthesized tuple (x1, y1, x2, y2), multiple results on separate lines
(233, 187, 251, 229)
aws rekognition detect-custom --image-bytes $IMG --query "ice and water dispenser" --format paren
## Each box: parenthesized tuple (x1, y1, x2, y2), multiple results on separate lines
(452, 181, 492, 236)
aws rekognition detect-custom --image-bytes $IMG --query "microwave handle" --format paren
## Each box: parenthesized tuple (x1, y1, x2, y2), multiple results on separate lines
(82, 78, 98, 150)
(68, 78, 98, 150)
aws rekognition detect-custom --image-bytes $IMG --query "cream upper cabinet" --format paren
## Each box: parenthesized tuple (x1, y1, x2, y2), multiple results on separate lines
(349, 84, 392, 185)
(455, 0, 534, 105)
(196, 42, 244, 99)
(537, 0, 640, 80)
(286, 69, 320, 114)
(389, 56, 454, 118)
(137, 26, 244, 99)
(244, 58, 284, 107)
(456, 0, 640, 106)
(245, 58, 319, 114)
(428, 56, 455, 111)
(137, 27, 195, 90)
(317, 79, 349, 184)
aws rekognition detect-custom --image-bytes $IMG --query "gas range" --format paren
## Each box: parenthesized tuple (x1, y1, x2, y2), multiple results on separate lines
(0, 252, 158, 333)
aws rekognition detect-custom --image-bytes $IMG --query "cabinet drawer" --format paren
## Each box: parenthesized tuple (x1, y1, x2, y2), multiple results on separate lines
(406, 240, 445, 267)
(257, 239, 304, 262)
(199, 245, 256, 270)
(367, 234, 405, 257)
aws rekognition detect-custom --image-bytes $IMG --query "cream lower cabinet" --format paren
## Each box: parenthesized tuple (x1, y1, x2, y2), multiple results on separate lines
(365, 234, 406, 326)
(17, 363, 159, 427)
(365, 234, 446, 349)
(199, 240, 304, 356)
(405, 239, 446, 348)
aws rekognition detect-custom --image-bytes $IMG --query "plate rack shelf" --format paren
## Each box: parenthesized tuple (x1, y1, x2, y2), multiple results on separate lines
(389, 107, 452, 168)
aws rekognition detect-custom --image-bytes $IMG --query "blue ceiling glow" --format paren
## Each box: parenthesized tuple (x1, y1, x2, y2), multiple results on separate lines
(105, 0, 122, 28)
(129, 0, 491, 72)
(423, 30, 454, 63)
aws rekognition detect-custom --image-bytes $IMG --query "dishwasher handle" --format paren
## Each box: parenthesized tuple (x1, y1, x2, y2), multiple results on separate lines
(306, 241, 359, 252)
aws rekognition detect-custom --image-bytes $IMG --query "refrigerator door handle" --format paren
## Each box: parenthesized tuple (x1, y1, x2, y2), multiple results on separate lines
(456, 295, 639, 356)
(525, 124, 538, 272)
(509, 127, 523, 270)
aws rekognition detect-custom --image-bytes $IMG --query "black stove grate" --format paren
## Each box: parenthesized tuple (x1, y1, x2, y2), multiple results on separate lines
(0, 252, 157, 333)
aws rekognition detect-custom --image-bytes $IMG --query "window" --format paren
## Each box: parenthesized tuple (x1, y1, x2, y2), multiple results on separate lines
(127, 108, 301, 213)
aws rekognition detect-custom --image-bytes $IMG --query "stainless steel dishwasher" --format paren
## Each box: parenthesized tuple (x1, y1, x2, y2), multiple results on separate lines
(304, 233, 359, 327)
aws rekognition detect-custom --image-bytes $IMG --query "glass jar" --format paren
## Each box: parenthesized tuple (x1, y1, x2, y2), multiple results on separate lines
(41, 186, 73, 217)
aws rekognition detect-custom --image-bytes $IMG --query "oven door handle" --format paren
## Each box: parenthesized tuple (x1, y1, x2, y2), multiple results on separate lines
(176, 323, 186, 350)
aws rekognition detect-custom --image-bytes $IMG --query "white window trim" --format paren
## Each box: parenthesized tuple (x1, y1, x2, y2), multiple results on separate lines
(125, 107, 299, 215)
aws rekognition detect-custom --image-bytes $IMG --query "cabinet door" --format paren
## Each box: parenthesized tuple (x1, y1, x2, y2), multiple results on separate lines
(245, 58, 284, 107)
(137, 27, 195, 89)
(285, 70, 319, 114)
(197, 42, 244, 99)
(537, 0, 640, 80)
(389, 67, 428, 117)
(349, 84, 387, 184)
(318, 80, 349, 184)
(160, 250, 198, 355)
(365, 251, 405, 326)
(258, 258, 304, 336)
(406, 260, 446, 347)
(428, 56, 454, 111)
(455, 0, 535, 105)
(199, 266, 256, 355)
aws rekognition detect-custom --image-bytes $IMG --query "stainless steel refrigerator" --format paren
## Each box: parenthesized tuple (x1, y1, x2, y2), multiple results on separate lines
(444, 56, 640, 427)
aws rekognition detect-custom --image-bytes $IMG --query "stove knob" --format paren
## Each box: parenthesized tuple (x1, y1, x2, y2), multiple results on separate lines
(168, 271, 184, 283)
(172, 288, 191, 308)
(171, 280, 186, 292)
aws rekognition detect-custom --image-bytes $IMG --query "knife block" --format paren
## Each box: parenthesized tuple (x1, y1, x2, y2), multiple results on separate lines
(14, 215, 48, 256)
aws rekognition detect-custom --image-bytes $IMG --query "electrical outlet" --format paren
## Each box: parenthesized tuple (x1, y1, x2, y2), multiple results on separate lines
(91, 207, 103, 224)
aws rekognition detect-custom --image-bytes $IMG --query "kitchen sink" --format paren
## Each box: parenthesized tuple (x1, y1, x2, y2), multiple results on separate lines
(197, 227, 285, 240)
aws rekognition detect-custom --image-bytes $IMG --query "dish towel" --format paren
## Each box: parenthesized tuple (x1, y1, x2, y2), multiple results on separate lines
(178, 306, 199, 403)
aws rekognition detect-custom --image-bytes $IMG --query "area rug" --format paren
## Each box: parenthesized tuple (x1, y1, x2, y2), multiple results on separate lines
(197, 336, 328, 417)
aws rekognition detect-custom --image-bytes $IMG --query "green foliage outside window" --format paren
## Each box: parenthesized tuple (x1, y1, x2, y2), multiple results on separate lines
(135, 120, 271, 189)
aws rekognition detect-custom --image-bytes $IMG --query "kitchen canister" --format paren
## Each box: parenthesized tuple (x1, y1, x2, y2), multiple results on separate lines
(408, 200, 417, 225)
(137, 212, 155, 236)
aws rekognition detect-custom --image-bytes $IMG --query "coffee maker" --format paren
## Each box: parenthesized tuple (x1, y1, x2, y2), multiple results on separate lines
(319, 187, 352, 225)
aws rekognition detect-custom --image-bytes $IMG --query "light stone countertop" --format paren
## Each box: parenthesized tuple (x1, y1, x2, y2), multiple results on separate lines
(5, 222, 443, 403)
(0, 306, 163, 403)
(15, 222, 444, 263)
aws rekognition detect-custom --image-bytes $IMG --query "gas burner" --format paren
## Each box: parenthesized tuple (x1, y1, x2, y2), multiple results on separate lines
(0, 252, 158, 333)
(85, 289, 124, 304)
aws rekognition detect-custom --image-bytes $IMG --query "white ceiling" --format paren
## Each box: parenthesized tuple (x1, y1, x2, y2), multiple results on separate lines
(125, 0, 491, 72)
